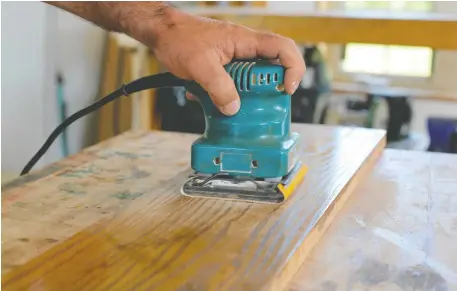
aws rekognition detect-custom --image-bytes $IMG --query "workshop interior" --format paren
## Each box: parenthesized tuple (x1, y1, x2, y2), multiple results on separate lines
(4, 1, 457, 186)
(3, 1, 457, 184)
(2, 1, 457, 289)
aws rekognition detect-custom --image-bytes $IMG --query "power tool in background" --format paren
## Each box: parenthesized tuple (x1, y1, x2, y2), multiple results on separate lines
(21, 59, 308, 204)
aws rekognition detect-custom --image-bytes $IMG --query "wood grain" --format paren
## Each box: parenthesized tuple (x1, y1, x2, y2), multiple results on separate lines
(1, 125, 386, 290)
(287, 150, 457, 291)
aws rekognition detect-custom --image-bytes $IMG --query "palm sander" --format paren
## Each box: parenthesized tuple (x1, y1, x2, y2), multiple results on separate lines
(181, 60, 308, 204)
(20, 59, 307, 204)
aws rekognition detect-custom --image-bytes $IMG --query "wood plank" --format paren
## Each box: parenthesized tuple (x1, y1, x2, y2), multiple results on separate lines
(1, 124, 386, 290)
(146, 52, 162, 130)
(97, 34, 120, 142)
(117, 48, 133, 133)
(287, 149, 457, 291)
(184, 8, 457, 50)
(111, 32, 152, 131)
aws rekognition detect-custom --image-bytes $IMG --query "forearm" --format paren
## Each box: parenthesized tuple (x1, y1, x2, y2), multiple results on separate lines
(45, 1, 179, 43)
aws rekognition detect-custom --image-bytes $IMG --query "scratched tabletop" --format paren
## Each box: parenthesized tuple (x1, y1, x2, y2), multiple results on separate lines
(288, 148, 457, 291)
(2, 128, 456, 290)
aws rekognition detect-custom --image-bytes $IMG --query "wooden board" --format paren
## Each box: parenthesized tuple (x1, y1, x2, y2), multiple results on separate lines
(287, 149, 457, 291)
(1, 124, 386, 290)
(97, 34, 120, 142)
(117, 48, 133, 134)
(146, 52, 162, 130)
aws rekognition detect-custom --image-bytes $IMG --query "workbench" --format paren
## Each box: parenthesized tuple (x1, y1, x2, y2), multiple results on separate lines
(2, 124, 456, 290)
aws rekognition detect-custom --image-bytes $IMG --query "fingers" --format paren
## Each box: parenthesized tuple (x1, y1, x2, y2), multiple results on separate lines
(255, 32, 306, 95)
(190, 57, 240, 116)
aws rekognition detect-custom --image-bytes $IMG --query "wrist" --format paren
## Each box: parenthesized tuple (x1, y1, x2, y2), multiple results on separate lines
(115, 3, 183, 46)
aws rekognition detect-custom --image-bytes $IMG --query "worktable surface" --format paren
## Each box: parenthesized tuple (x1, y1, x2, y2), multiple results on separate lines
(289, 147, 457, 290)
(2, 125, 456, 290)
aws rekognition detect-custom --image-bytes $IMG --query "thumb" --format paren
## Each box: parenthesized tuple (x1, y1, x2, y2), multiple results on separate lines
(190, 60, 240, 116)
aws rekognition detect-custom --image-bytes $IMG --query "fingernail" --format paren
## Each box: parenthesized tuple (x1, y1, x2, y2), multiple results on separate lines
(186, 92, 198, 101)
(291, 80, 300, 94)
(220, 99, 240, 116)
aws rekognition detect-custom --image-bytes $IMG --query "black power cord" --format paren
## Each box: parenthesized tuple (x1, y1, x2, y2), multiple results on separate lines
(20, 72, 186, 176)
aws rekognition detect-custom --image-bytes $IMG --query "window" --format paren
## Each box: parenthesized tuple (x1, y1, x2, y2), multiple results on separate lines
(344, 1, 433, 12)
(342, 44, 433, 78)
(340, 1, 434, 78)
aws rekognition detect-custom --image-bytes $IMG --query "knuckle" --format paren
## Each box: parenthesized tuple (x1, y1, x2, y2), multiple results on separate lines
(284, 37, 296, 47)
(257, 31, 277, 42)
(275, 35, 295, 47)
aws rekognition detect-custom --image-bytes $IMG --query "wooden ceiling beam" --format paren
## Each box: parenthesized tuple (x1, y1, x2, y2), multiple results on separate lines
(187, 9, 457, 50)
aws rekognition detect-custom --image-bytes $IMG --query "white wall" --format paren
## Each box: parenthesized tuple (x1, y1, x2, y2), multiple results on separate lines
(2, 2, 54, 173)
(266, 1, 316, 13)
(1, 2, 104, 175)
(55, 8, 105, 154)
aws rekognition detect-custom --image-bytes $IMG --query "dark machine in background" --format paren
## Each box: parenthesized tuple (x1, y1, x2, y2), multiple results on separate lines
(291, 45, 331, 124)
(375, 94, 413, 142)
(363, 93, 413, 142)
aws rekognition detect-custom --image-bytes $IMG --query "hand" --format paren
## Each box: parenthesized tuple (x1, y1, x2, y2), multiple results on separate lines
(135, 8, 306, 116)
(45, 2, 305, 116)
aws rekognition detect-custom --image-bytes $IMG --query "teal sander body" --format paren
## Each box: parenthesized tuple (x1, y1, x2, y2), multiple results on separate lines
(181, 60, 308, 204)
